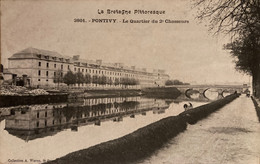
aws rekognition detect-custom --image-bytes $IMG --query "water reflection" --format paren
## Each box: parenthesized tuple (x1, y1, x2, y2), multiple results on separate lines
(0, 96, 206, 163)
(2, 97, 168, 141)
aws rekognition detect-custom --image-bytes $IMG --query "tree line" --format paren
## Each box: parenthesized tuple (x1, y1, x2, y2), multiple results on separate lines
(54, 70, 139, 87)
(165, 79, 190, 86)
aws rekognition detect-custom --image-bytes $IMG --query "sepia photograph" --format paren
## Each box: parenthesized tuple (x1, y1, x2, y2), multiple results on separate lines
(0, 0, 260, 163)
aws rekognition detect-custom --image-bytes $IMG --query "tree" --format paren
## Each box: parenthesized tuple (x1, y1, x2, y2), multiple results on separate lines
(165, 80, 174, 86)
(63, 71, 76, 86)
(84, 74, 91, 84)
(165, 79, 189, 86)
(133, 78, 139, 85)
(107, 77, 113, 86)
(121, 77, 129, 88)
(193, 0, 260, 97)
(225, 33, 260, 97)
(75, 72, 84, 86)
(97, 75, 106, 85)
(114, 78, 120, 86)
(53, 69, 64, 88)
(92, 75, 98, 84)
(193, 0, 260, 37)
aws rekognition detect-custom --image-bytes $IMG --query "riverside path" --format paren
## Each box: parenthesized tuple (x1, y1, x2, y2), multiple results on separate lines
(141, 95, 260, 164)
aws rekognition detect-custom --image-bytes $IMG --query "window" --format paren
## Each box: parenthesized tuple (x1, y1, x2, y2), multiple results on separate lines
(38, 70, 41, 76)
(53, 120, 55, 125)
(46, 63, 49, 68)
(46, 71, 48, 76)
(38, 79, 40, 81)
(46, 79, 48, 82)
(36, 121, 39, 127)
(61, 65, 63, 69)
(78, 68, 80, 72)
(82, 69, 84, 72)
(86, 69, 87, 73)
(54, 64, 56, 68)
(45, 111, 47, 117)
(54, 72, 56, 76)
(61, 72, 63, 77)
(37, 112, 39, 118)
(45, 120, 47, 126)
(68, 65, 70, 69)
(38, 62, 41, 67)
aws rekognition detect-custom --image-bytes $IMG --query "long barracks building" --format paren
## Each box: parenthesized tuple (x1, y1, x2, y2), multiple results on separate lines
(8, 47, 169, 88)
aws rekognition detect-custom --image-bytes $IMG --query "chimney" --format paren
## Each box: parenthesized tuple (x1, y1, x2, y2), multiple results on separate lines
(73, 55, 80, 60)
(96, 59, 102, 65)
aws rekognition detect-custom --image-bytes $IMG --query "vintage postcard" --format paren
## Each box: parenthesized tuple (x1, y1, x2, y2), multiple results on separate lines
(1, 0, 260, 164)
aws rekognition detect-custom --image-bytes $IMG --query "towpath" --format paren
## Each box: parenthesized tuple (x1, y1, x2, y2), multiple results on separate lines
(141, 95, 260, 164)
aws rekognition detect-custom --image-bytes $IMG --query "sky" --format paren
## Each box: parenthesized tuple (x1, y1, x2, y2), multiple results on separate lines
(1, 0, 250, 84)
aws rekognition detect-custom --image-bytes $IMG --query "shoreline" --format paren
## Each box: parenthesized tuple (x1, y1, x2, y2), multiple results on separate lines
(45, 93, 239, 164)
(0, 87, 182, 107)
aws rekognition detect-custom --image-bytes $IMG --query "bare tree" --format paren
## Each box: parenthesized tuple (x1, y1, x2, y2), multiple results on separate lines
(193, 0, 260, 97)
(193, 0, 260, 37)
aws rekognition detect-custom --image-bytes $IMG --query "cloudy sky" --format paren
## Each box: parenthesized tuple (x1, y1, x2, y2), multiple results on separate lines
(1, 0, 250, 84)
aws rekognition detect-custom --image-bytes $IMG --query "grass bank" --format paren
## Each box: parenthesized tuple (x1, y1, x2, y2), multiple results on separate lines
(179, 93, 240, 124)
(46, 116, 187, 164)
(251, 97, 260, 122)
(46, 94, 239, 164)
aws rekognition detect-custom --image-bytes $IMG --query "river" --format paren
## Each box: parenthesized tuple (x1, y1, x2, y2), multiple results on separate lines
(0, 95, 208, 163)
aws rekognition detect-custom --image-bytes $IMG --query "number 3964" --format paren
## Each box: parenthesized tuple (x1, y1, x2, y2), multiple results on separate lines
(74, 18, 86, 22)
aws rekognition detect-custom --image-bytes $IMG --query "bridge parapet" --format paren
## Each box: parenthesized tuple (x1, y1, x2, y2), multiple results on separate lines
(171, 85, 244, 100)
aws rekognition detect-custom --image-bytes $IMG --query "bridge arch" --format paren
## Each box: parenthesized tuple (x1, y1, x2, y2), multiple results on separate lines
(202, 88, 210, 99)
(184, 88, 193, 99)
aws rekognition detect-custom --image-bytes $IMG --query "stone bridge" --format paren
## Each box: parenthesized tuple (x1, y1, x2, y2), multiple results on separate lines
(169, 84, 248, 101)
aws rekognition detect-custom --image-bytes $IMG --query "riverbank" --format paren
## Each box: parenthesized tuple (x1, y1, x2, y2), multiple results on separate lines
(141, 87, 181, 99)
(0, 94, 68, 107)
(68, 89, 143, 99)
(45, 94, 239, 164)
(0, 86, 181, 107)
(180, 93, 240, 124)
(67, 87, 181, 99)
(141, 95, 260, 164)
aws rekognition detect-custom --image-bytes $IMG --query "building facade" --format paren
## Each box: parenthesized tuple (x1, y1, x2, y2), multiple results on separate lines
(8, 47, 169, 88)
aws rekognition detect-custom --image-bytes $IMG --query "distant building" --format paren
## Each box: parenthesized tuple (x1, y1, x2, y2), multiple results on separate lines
(8, 47, 169, 88)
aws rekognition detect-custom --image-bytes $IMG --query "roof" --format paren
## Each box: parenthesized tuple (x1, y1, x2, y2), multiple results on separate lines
(73, 58, 97, 65)
(9, 47, 72, 60)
